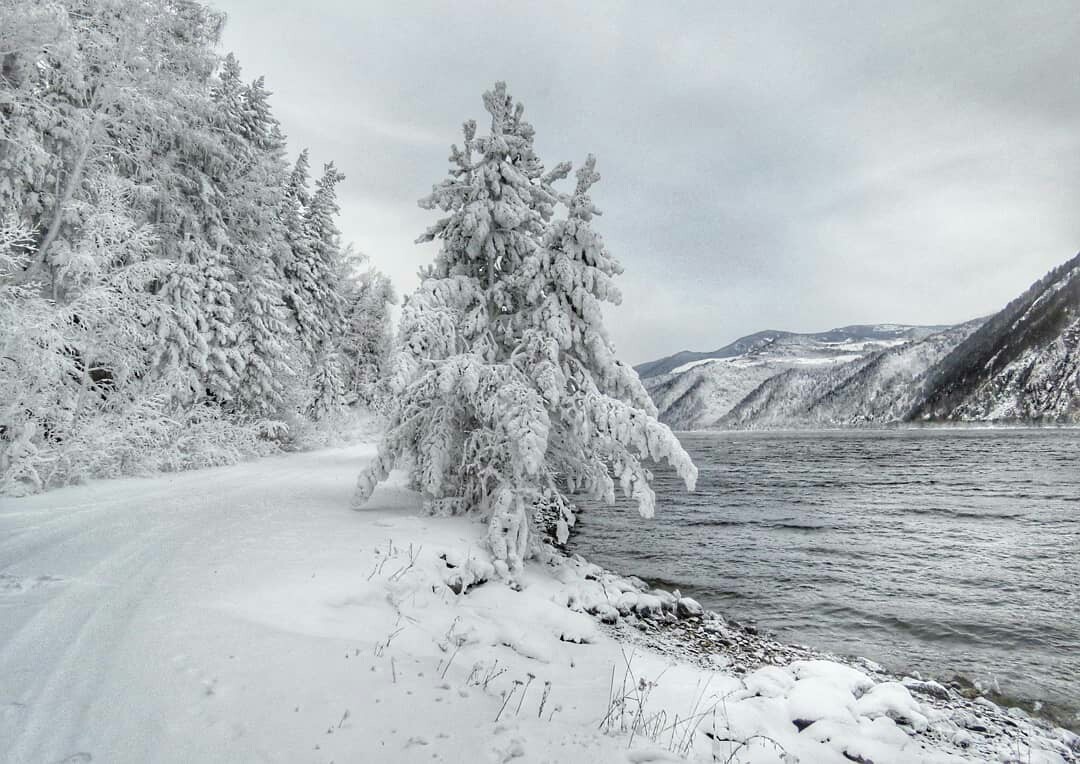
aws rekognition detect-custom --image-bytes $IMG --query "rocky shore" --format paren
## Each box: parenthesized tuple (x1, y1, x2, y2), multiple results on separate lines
(552, 552, 1080, 763)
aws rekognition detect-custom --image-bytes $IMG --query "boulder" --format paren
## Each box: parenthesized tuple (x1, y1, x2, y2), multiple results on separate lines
(676, 597, 704, 619)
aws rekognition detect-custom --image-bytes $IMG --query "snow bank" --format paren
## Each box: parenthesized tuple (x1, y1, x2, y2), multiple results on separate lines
(1, 445, 1075, 763)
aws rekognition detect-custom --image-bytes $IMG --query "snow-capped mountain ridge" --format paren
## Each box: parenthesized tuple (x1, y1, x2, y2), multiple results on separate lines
(641, 253, 1080, 429)
(912, 253, 1080, 423)
(635, 324, 946, 380)
(640, 324, 948, 430)
(716, 319, 985, 429)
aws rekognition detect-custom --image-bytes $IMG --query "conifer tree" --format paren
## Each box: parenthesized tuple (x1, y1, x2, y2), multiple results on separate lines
(216, 57, 296, 414)
(340, 265, 396, 406)
(354, 83, 696, 575)
(298, 163, 349, 417)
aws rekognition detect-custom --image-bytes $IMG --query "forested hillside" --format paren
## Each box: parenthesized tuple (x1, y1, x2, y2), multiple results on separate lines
(638, 325, 941, 429)
(716, 320, 984, 428)
(0, 0, 394, 494)
(913, 253, 1080, 423)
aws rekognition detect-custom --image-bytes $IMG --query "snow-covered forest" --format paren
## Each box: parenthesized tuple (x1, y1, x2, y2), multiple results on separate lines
(0, 0, 395, 494)
(2, 2, 1078, 763)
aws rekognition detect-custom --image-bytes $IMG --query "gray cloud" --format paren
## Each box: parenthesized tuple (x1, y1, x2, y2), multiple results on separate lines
(214, 0, 1080, 364)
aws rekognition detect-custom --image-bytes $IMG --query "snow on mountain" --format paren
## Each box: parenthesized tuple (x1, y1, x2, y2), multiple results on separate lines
(718, 320, 984, 429)
(913, 253, 1080, 424)
(635, 325, 945, 381)
(644, 253, 1080, 430)
(641, 325, 945, 429)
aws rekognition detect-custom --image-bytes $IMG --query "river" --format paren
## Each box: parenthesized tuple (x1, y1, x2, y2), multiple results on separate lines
(570, 428, 1080, 730)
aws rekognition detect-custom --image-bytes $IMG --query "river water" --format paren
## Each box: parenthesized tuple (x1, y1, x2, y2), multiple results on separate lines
(570, 428, 1079, 730)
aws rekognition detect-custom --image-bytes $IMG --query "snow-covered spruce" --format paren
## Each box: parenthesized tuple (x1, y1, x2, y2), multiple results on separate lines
(354, 82, 697, 574)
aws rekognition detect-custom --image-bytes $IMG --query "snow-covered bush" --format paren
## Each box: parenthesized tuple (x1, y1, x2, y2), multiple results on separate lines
(354, 83, 696, 575)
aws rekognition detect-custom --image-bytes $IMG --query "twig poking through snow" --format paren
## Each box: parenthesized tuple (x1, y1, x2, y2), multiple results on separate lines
(495, 683, 519, 723)
(388, 543, 422, 582)
(538, 680, 551, 719)
(515, 673, 535, 716)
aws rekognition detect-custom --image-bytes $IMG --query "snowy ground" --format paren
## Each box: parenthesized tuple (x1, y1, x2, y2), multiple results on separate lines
(1, 444, 1076, 763)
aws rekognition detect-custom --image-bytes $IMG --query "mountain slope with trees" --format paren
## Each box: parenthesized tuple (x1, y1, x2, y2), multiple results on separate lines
(913, 253, 1080, 423)
(638, 325, 943, 429)
(640, 253, 1080, 430)
(716, 320, 985, 429)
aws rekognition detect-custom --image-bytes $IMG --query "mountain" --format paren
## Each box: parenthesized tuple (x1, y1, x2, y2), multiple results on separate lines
(634, 325, 946, 380)
(716, 320, 984, 429)
(634, 331, 793, 380)
(911, 253, 1080, 423)
(640, 324, 947, 429)
(640, 253, 1080, 430)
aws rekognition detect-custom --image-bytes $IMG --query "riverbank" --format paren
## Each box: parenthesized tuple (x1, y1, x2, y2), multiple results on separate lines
(1, 443, 1076, 762)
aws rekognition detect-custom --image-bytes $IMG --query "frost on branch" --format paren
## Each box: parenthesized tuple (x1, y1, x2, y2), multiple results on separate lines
(354, 83, 696, 574)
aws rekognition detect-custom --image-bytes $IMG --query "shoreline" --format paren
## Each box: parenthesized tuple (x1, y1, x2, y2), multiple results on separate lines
(560, 552, 1080, 762)
(681, 423, 1080, 434)
(614, 595, 1078, 736)
(627, 575, 1080, 736)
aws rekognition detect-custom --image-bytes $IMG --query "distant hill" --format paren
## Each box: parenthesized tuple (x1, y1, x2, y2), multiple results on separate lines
(638, 253, 1080, 430)
(634, 325, 946, 380)
(912, 253, 1080, 423)
(716, 320, 984, 429)
(639, 325, 947, 429)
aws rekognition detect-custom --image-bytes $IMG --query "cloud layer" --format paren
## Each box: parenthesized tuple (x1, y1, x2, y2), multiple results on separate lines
(214, 0, 1080, 364)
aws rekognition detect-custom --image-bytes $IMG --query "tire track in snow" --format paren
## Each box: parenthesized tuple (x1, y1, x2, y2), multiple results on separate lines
(1, 528, 173, 763)
(0, 446, 373, 763)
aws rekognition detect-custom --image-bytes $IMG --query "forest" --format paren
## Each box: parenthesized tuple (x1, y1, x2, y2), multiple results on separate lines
(0, 0, 395, 494)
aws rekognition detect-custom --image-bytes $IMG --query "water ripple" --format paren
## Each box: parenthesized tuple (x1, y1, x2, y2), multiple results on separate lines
(571, 428, 1080, 726)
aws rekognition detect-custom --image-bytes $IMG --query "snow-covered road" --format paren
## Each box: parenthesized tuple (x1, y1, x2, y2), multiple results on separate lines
(0, 445, 647, 764)
(0, 445, 385, 762)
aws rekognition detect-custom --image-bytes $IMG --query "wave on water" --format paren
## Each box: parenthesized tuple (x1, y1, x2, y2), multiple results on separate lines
(570, 428, 1080, 732)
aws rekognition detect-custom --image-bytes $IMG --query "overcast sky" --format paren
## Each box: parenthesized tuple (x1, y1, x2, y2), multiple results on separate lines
(213, 0, 1080, 364)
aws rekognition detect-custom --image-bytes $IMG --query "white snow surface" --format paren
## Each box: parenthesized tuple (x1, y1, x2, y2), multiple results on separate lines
(1, 444, 1074, 763)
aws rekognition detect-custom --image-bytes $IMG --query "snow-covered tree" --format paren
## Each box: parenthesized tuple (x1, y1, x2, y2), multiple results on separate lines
(213, 55, 296, 415)
(294, 162, 349, 417)
(282, 158, 346, 355)
(0, 0, 225, 295)
(340, 262, 397, 407)
(354, 83, 696, 575)
(0, 172, 176, 492)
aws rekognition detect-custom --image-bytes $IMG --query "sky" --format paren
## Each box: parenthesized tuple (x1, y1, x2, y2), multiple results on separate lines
(213, 0, 1080, 365)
